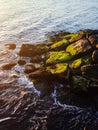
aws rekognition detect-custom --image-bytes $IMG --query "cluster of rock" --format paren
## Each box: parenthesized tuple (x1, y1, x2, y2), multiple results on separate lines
(15, 29, 98, 88)
(2, 29, 98, 88)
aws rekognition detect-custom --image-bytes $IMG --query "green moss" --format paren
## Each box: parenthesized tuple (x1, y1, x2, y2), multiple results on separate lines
(72, 58, 83, 69)
(66, 44, 78, 56)
(46, 51, 72, 64)
(51, 39, 67, 50)
(72, 55, 92, 69)
(46, 63, 68, 74)
(64, 33, 79, 42)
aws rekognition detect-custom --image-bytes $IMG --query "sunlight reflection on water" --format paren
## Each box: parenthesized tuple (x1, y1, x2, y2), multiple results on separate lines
(0, 0, 98, 44)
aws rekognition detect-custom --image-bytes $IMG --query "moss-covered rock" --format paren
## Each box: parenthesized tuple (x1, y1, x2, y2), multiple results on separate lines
(72, 55, 92, 69)
(64, 31, 84, 43)
(50, 39, 68, 51)
(17, 30, 98, 89)
(46, 51, 72, 64)
(46, 63, 68, 74)
(29, 63, 71, 82)
(66, 39, 92, 58)
(72, 55, 92, 75)
(72, 58, 83, 69)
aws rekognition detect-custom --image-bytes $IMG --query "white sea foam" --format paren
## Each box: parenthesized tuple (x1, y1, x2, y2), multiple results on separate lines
(13, 65, 41, 96)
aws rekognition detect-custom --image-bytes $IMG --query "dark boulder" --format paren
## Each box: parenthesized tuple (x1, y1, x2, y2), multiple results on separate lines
(81, 64, 98, 82)
(88, 34, 98, 47)
(92, 50, 98, 64)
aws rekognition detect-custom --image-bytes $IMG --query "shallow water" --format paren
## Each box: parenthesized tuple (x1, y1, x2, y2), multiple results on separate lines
(0, 0, 98, 44)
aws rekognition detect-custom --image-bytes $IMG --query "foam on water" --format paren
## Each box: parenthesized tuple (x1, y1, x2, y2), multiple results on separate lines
(13, 65, 41, 96)
(52, 84, 80, 111)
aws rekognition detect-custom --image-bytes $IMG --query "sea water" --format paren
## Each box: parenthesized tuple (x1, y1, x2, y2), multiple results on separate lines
(0, 0, 98, 44)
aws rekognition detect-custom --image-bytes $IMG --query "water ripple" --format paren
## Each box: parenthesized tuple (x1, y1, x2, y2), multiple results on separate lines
(0, 0, 98, 44)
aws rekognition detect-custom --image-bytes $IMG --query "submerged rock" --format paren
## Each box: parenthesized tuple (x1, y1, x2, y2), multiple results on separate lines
(24, 63, 36, 74)
(19, 44, 49, 57)
(5, 43, 16, 50)
(18, 59, 26, 65)
(2, 63, 16, 70)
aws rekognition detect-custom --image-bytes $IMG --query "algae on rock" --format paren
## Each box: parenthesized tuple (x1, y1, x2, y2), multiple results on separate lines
(66, 39, 92, 58)
(46, 51, 72, 64)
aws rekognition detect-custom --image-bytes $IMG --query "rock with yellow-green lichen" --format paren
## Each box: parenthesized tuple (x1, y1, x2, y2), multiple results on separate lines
(17, 30, 98, 88)
(50, 31, 84, 51)
(72, 55, 92, 74)
(46, 51, 72, 65)
(29, 63, 71, 83)
(66, 39, 92, 58)
(72, 58, 84, 69)
(50, 39, 68, 51)
(46, 63, 70, 80)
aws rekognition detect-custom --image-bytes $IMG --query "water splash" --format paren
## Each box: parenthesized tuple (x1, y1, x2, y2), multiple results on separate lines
(13, 65, 41, 96)
(52, 84, 79, 111)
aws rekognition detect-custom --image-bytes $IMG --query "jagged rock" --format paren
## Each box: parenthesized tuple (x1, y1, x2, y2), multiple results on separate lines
(92, 50, 98, 63)
(81, 64, 98, 82)
(17, 30, 98, 88)
(72, 55, 92, 75)
(66, 39, 92, 58)
(50, 31, 85, 51)
(29, 63, 71, 82)
(88, 34, 98, 47)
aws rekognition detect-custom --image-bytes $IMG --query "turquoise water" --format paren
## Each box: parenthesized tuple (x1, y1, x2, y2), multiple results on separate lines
(0, 0, 98, 44)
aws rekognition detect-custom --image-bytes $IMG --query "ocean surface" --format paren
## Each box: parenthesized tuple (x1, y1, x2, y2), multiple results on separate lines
(0, 0, 98, 44)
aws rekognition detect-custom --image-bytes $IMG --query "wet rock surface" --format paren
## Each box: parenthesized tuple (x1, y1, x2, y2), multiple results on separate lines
(0, 29, 98, 130)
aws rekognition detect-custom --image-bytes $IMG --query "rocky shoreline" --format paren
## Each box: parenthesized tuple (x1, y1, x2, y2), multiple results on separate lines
(0, 29, 98, 130)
